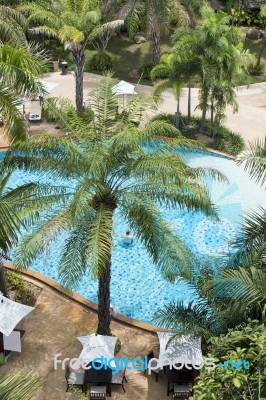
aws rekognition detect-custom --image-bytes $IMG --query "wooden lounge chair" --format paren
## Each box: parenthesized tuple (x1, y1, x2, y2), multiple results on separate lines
(111, 367, 127, 392)
(143, 351, 162, 381)
(90, 385, 107, 399)
(65, 363, 85, 392)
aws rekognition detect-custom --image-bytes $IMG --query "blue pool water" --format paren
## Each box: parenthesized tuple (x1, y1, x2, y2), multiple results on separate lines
(1, 149, 265, 323)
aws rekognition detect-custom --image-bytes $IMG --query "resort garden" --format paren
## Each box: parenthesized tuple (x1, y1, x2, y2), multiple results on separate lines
(0, 0, 266, 399)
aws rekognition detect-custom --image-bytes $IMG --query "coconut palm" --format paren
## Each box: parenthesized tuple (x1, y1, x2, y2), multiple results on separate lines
(18, 0, 123, 113)
(0, 371, 40, 399)
(3, 75, 225, 335)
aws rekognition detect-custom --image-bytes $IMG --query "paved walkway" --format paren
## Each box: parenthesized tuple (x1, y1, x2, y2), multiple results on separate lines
(1, 282, 171, 400)
(41, 71, 266, 145)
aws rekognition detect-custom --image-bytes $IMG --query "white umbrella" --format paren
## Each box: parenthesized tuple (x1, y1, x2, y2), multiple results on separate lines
(112, 80, 137, 95)
(157, 332, 203, 367)
(112, 80, 137, 109)
(76, 334, 117, 368)
(0, 294, 34, 336)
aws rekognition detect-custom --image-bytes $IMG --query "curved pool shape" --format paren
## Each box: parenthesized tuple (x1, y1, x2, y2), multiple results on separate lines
(1, 149, 265, 323)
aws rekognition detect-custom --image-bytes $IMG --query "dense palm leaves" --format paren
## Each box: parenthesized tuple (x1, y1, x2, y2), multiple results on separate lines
(155, 6, 252, 134)
(19, 0, 123, 112)
(0, 5, 49, 142)
(236, 136, 266, 188)
(116, 0, 204, 65)
(2, 75, 223, 335)
(0, 371, 40, 400)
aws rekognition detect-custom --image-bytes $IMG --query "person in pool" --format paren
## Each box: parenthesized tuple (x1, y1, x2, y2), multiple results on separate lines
(123, 230, 134, 244)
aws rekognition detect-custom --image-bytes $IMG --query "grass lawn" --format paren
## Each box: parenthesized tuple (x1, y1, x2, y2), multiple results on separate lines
(85, 34, 171, 84)
(84, 30, 266, 85)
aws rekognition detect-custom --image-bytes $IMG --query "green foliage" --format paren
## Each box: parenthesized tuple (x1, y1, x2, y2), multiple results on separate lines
(248, 62, 264, 76)
(5, 270, 24, 290)
(211, 130, 245, 156)
(0, 353, 6, 365)
(138, 63, 153, 80)
(150, 113, 175, 125)
(86, 52, 113, 72)
(229, 8, 266, 27)
(193, 321, 266, 399)
(114, 337, 121, 355)
(0, 371, 40, 399)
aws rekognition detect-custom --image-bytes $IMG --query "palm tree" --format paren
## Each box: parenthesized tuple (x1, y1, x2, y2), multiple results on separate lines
(169, 6, 252, 134)
(0, 43, 49, 142)
(236, 136, 266, 188)
(0, 6, 49, 142)
(151, 43, 201, 126)
(3, 75, 223, 335)
(116, 0, 204, 65)
(18, 0, 123, 113)
(0, 371, 40, 399)
(0, 171, 45, 296)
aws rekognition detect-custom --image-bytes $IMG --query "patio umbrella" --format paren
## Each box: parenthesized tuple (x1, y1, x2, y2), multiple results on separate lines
(76, 334, 117, 368)
(0, 294, 34, 336)
(157, 332, 203, 367)
(112, 80, 137, 108)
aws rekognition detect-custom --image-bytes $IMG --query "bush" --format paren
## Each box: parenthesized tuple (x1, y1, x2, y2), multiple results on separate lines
(14, 286, 36, 306)
(138, 64, 153, 80)
(248, 62, 265, 76)
(5, 271, 24, 290)
(211, 130, 245, 156)
(150, 113, 175, 125)
(86, 52, 113, 72)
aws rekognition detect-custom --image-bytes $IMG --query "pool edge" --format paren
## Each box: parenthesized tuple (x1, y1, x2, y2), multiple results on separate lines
(4, 262, 167, 335)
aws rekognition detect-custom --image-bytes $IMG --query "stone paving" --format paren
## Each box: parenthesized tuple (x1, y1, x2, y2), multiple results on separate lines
(41, 71, 266, 145)
(1, 282, 171, 400)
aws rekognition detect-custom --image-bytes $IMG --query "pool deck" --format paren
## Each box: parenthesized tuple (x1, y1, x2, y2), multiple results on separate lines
(39, 71, 266, 145)
(1, 276, 172, 400)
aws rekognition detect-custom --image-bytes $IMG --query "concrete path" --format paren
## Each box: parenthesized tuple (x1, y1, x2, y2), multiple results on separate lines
(1, 282, 170, 400)
(41, 71, 266, 145)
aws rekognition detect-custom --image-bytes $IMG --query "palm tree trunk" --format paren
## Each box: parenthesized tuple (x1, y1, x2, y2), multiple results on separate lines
(97, 259, 111, 336)
(257, 29, 266, 66)
(72, 49, 85, 113)
(151, 28, 160, 65)
(187, 81, 191, 120)
(199, 107, 207, 134)
(175, 98, 180, 129)
(0, 257, 8, 297)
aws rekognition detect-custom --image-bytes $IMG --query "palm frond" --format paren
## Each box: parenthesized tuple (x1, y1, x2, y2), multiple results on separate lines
(236, 136, 266, 188)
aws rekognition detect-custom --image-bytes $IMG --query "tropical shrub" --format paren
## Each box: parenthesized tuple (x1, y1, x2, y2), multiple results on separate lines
(86, 52, 113, 72)
(211, 130, 245, 156)
(193, 321, 266, 399)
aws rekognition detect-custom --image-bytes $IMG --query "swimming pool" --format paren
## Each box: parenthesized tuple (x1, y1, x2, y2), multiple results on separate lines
(1, 149, 265, 323)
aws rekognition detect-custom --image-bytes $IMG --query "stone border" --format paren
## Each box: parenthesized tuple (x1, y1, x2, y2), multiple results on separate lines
(4, 262, 166, 334)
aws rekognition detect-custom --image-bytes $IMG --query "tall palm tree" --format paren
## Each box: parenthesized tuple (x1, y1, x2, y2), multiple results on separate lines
(0, 371, 40, 399)
(18, 0, 123, 113)
(169, 6, 252, 134)
(3, 75, 223, 335)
